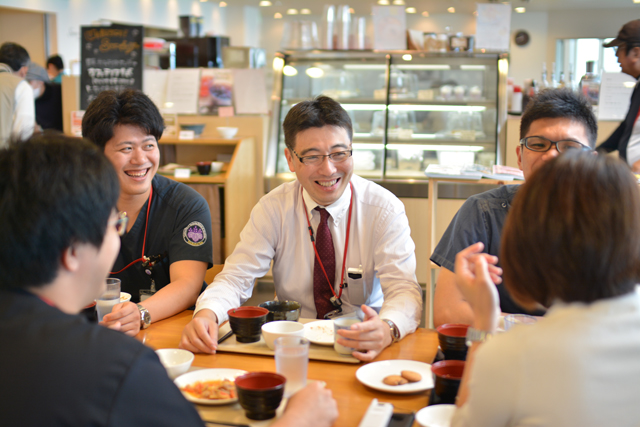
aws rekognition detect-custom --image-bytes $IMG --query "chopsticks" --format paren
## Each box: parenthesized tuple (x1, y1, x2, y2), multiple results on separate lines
(217, 330, 233, 344)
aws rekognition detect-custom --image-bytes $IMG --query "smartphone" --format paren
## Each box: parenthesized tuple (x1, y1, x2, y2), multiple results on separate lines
(387, 412, 415, 427)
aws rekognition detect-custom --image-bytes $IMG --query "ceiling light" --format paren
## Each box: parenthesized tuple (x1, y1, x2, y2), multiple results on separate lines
(219, 1, 227, 6)
(259, 1, 272, 6)
(305, 67, 324, 78)
(402, 54, 412, 61)
(286, 8, 298, 14)
(301, 8, 311, 14)
(272, 57, 284, 71)
(200, 0, 207, 3)
(515, 7, 525, 12)
(406, 7, 416, 13)
(349, 7, 355, 13)
(378, 0, 390, 4)
(447, 7, 455, 13)
(283, 65, 298, 76)
(421, 11, 429, 17)
(392, 0, 405, 4)
(274, 12, 282, 18)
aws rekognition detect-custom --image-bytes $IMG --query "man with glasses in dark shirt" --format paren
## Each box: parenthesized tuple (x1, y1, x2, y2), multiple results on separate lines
(431, 88, 597, 327)
(181, 96, 422, 362)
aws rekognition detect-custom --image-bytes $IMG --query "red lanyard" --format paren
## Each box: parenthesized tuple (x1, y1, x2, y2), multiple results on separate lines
(110, 186, 153, 274)
(301, 182, 354, 301)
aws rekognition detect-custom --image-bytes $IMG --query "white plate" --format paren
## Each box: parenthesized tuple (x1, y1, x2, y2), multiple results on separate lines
(355, 360, 434, 394)
(415, 404, 456, 427)
(304, 320, 334, 346)
(174, 368, 247, 405)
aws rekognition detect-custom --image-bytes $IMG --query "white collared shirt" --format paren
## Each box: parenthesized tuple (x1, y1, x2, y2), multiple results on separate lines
(195, 174, 422, 338)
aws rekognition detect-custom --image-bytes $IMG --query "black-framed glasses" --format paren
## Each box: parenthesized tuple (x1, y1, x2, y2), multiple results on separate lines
(520, 136, 591, 154)
(115, 211, 128, 236)
(291, 148, 353, 166)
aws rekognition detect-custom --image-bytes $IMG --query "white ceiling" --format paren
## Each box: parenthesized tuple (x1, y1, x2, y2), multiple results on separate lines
(215, 0, 640, 16)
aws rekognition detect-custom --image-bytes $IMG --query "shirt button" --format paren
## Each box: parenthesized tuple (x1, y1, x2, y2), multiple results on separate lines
(502, 202, 507, 208)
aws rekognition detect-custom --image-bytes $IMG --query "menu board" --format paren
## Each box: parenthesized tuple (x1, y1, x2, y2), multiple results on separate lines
(80, 24, 143, 109)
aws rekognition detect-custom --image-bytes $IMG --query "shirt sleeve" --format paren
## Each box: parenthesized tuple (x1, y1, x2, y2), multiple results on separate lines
(195, 199, 277, 323)
(430, 196, 490, 272)
(12, 81, 34, 140)
(374, 203, 423, 338)
(169, 186, 213, 268)
(108, 347, 205, 427)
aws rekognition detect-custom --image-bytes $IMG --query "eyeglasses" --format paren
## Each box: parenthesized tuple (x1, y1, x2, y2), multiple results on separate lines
(290, 148, 353, 166)
(115, 212, 128, 236)
(520, 136, 591, 154)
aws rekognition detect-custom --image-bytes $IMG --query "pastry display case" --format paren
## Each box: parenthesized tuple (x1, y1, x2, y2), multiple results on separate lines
(265, 50, 508, 189)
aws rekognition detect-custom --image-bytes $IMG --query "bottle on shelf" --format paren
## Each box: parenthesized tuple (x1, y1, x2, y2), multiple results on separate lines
(558, 72, 566, 88)
(540, 62, 549, 89)
(579, 61, 600, 105)
(551, 62, 559, 88)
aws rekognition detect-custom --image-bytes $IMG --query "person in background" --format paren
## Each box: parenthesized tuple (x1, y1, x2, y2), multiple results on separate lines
(452, 152, 640, 427)
(0, 133, 338, 427)
(46, 54, 64, 84)
(431, 88, 596, 327)
(596, 19, 640, 171)
(82, 89, 213, 337)
(26, 62, 63, 132)
(0, 42, 34, 148)
(181, 95, 422, 362)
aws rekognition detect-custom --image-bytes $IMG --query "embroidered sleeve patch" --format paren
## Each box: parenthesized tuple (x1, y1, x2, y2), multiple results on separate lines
(183, 221, 207, 246)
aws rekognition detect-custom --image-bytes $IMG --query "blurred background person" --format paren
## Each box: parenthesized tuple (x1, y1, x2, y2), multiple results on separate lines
(0, 42, 34, 148)
(26, 62, 63, 132)
(46, 54, 64, 84)
(452, 152, 640, 427)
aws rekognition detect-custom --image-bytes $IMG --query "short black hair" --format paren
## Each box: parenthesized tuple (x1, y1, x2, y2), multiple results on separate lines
(0, 132, 120, 290)
(46, 54, 64, 71)
(82, 89, 164, 149)
(282, 95, 353, 150)
(520, 88, 597, 149)
(0, 42, 30, 72)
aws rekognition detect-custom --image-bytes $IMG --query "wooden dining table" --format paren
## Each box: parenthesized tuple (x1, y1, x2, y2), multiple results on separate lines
(136, 310, 439, 427)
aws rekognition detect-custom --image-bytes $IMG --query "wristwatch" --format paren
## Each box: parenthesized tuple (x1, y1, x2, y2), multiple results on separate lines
(465, 327, 492, 347)
(382, 319, 400, 344)
(137, 304, 151, 329)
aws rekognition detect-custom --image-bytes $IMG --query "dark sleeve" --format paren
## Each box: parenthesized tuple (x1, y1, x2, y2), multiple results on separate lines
(108, 348, 205, 427)
(596, 121, 625, 154)
(430, 196, 490, 272)
(170, 187, 214, 268)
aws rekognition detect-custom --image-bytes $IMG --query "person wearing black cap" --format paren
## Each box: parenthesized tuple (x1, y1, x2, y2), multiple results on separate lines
(597, 19, 640, 171)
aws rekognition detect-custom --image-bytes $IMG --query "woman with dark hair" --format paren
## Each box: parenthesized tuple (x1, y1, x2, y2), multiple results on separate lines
(451, 152, 640, 426)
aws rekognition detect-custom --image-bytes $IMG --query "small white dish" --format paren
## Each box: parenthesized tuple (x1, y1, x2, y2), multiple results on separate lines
(155, 348, 194, 379)
(211, 161, 224, 173)
(120, 292, 131, 303)
(262, 321, 305, 350)
(415, 404, 456, 427)
(355, 359, 434, 394)
(174, 368, 247, 405)
(216, 126, 238, 139)
(304, 320, 334, 346)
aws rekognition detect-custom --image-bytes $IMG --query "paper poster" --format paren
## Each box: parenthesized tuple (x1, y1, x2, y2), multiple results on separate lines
(143, 69, 169, 111)
(199, 69, 234, 115)
(372, 6, 407, 50)
(598, 72, 637, 121)
(475, 3, 511, 51)
(165, 68, 201, 114)
(70, 111, 85, 137)
(233, 69, 269, 115)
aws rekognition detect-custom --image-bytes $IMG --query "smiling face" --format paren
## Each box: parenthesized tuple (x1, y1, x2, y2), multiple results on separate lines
(284, 125, 353, 206)
(103, 124, 159, 201)
(517, 117, 590, 180)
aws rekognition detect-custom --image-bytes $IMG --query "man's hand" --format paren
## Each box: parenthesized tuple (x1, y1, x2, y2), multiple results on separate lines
(275, 382, 338, 427)
(454, 242, 501, 332)
(100, 301, 140, 336)
(179, 309, 219, 354)
(335, 305, 392, 362)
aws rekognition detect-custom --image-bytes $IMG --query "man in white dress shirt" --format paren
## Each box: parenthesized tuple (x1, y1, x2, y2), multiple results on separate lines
(180, 96, 422, 361)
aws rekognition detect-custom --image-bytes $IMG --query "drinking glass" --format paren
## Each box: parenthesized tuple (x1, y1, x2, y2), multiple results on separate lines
(96, 278, 121, 322)
(275, 336, 309, 398)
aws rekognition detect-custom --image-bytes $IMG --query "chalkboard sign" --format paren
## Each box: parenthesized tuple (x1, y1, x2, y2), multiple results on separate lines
(80, 24, 143, 109)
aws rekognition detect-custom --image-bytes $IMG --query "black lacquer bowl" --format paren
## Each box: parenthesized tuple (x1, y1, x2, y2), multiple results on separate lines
(235, 372, 286, 420)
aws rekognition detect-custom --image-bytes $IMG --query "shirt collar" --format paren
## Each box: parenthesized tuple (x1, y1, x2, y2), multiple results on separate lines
(301, 181, 352, 225)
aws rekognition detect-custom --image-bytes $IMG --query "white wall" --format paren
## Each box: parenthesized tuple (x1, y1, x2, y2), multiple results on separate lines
(509, 12, 549, 88)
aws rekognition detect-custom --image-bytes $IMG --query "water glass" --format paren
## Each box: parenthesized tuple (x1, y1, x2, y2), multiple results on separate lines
(274, 336, 309, 398)
(96, 278, 121, 322)
(333, 316, 360, 355)
(504, 314, 538, 331)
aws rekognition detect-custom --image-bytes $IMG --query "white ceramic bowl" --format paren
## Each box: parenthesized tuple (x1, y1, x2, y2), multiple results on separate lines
(155, 348, 194, 379)
(216, 126, 238, 139)
(120, 292, 131, 303)
(261, 321, 305, 350)
(211, 161, 224, 173)
(415, 404, 456, 427)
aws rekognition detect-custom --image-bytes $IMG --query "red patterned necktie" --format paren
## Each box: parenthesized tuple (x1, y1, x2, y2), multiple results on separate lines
(313, 207, 335, 319)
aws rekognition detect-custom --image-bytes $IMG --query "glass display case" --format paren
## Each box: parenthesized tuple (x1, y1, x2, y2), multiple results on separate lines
(265, 50, 508, 187)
